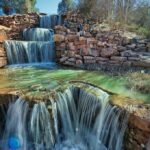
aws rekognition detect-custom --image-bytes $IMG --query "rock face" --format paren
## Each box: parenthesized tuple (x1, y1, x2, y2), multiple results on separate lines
(110, 95, 150, 150)
(0, 13, 39, 67)
(54, 24, 150, 70)
(53, 12, 150, 71)
(0, 28, 8, 67)
(0, 13, 39, 40)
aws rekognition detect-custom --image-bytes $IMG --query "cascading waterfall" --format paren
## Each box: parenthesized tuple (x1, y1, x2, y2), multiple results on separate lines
(40, 15, 62, 28)
(53, 86, 129, 150)
(4, 27, 55, 65)
(2, 98, 28, 150)
(5, 41, 55, 64)
(23, 28, 54, 41)
(30, 102, 54, 149)
(1, 86, 129, 150)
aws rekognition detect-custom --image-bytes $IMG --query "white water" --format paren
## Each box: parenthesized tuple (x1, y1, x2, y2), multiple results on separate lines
(1, 86, 129, 150)
(2, 98, 28, 150)
(40, 15, 62, 28)
(23, 28, 54, 41)
(30, 102, 54, 149)
(4, 26, 55, 65)
(5, 41, 55, 64)
(53, 86, 129, 150)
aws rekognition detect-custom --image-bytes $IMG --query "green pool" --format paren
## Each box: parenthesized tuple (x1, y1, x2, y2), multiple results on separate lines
(0, 64, 149, 103)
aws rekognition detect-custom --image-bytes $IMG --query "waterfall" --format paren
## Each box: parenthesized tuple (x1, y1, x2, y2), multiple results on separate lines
(1, 86, 129, 150)
(4, 40, 55, 64)
(58, 15, 62, 25)
(40, 15, 62, 28)
(4, 22, 55, 65)
(23, 28, 54, 41)
(29, 102, 54, 149)
(53, 86, 129, 150)
(2, 98, 28, 150)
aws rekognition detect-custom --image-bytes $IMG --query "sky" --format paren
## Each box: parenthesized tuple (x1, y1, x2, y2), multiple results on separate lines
(36, 0, 62, 14)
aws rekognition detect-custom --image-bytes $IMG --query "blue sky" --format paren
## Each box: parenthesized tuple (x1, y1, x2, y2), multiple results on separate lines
(36, 0, 62, 14)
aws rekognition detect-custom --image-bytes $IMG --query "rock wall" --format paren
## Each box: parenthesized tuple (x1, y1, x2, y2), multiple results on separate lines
(54, 25, 150, 71)
(125, 115, 150, 150)
(111, 95, 150, 150)
(0, 27, 9, 67)
(0, 13, 39, 67)
(0, 13, 39, 40)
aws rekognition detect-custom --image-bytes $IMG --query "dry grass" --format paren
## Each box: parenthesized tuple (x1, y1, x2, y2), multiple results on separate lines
(126, 73, 150, 94)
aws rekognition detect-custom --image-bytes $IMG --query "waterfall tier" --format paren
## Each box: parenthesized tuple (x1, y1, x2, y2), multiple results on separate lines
(40, 15, 62, 28)
(2, 99, 28, 150)
(1, 86, 129, 150)
(5, 40, 55, 64)
(23, 28, 54, 41)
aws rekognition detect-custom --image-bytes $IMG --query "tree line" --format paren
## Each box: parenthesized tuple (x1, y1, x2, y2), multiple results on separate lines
(0, 0, 38, 14)
(58, 0, 150, 37)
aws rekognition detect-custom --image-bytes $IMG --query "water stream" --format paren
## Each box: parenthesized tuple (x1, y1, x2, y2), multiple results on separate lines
(4, 27, 55, 65)
(0, 86, 129, 150)
(40, 15, 62, 28)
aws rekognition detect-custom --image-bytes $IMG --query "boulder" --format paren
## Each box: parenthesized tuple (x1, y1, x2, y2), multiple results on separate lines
(84, 56, 96, 64)
(66, 34, 78, 42)
(54, 25, 67, 32)
(54, 34, 65, 43)
(0, 30, 8, 42)
(111, 56, 127, 62)
(0, 57, 7, 67)
(76, 59, 83, 65)
(96, 57, 109, 62)
(121, 50, 138, 57)
(101, 48, 118, 57)
(0, 48, 6, 57)
(59, 57, 69, 63)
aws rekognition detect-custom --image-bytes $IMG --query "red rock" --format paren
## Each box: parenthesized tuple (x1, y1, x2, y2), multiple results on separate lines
(54, 34, 65, 43)
(0, 48, 6, 57)
(101, 48, 118, 57)
(0, 57, 7, 67)
(129, 115, 150, 132)
(87, 38, 97, 44)
(0, 30, 8, 41)
(66, 35, 78, 42)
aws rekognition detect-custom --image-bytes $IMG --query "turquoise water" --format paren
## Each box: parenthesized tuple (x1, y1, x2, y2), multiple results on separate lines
(0, 64, 149, 102)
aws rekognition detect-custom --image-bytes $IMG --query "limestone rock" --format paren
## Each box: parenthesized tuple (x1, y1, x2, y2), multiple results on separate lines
(0, 57, 7, 67)
(101, 48, 118, 57)
(111, 56, 127, 62)
(54, 34, 65, 43)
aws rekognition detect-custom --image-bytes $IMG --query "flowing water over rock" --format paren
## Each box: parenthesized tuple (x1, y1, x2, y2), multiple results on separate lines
(4, 27, 55, 65)
(5, 41, 55, 64)
(2, 98, 28, 150)
(23, 28, 54, 41)
(40, 15, 62, 28)
(0, 86, 129, 150)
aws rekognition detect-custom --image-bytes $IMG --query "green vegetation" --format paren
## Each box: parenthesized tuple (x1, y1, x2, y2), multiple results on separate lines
(0, 0, 38, 14)
(0, 67, 149, 102)
(63, 0, 150, 37)
(58, 0, 75, 14)
(126, 73, 150, 94)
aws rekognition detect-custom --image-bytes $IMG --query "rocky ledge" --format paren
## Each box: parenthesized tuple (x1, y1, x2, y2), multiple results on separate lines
(54, 24, 150, 71)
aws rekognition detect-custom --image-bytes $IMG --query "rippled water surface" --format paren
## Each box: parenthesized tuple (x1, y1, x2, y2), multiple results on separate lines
(0, 63, 149, 102)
